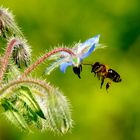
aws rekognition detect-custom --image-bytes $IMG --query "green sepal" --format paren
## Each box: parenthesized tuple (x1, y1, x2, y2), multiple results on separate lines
(1, 98, 31, 132)
(1, 98, 17, 111)
(45, 58, 68, 75)
(46, 88, 73, 134)
(3, 63, 20, 83)
(17, 86, 46, 119)
(15, 98, 43, 130)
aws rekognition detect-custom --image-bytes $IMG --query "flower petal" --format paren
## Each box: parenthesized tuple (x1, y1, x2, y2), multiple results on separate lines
(83, 35, 100, 46)
(81, 44, 95, 59)
(79, 35, 100, 59)
(60, 62, 72, 73)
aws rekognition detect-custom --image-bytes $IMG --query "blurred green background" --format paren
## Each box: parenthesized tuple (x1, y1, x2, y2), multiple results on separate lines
(0, 0, 140, 140)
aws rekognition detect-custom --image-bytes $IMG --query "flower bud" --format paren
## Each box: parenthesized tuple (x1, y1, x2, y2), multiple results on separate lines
(10, 38, 31, 68)
(46, 88, 73, 134)
(0, 7, 23, 39)
(1, 86, 46, 131)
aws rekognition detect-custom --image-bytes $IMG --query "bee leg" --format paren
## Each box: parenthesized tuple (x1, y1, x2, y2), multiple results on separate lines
(106, 82, 111, 91)
(97, 73, 100, 80)
(100, 77, 105, 89)
(91, 71, 96, 77)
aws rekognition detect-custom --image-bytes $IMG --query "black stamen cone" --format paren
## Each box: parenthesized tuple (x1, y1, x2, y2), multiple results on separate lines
(73, 65, 82, 79)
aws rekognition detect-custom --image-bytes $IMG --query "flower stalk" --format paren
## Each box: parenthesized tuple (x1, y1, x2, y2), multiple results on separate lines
(0, 78, 52, 97)
(20, 48, 76, 79)
(0, 38, 18, 81)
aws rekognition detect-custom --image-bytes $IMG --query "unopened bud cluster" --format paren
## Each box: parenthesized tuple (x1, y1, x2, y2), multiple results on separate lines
(0, 7, 73, 134)
(0, 7, 31, 69)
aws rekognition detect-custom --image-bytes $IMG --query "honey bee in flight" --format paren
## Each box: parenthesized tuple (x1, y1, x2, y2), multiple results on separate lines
(90, 62, 122, 90)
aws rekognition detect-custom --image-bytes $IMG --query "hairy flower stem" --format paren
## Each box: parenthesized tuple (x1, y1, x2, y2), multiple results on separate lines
(20, 48, 75, 79)
(0, 78, 52, 97)
(0, 39, 18, 81)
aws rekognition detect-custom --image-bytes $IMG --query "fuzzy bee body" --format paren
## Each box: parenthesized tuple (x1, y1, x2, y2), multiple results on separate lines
(91, 62, 121, 90)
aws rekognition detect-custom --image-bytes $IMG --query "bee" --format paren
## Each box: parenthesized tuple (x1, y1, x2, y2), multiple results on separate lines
(91, 62, 122, 90)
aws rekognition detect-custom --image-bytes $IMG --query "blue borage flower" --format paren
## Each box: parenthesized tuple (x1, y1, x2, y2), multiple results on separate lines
(60, 35, 100, 72)
(45, 35, 100, 76)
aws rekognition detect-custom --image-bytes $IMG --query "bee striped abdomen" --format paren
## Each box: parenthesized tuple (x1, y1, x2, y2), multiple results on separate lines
(107, 69, 121, 82)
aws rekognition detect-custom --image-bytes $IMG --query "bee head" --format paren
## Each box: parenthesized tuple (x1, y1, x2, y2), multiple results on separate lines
(91, 62, 101, 73)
